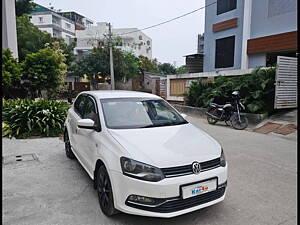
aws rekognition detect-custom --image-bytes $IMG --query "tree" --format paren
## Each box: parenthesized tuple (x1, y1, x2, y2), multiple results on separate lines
(138, 55, 160, 74)
(16, 15, 52, 61)
(21, 43, 67, 97)
(2, 49, 21, 87)
(71, 47, 140, 88)
(15, 0, 35, 17)
(176, 65, 188, 74)
(158, 63, 176, 75)
(51, 38, 76, 68)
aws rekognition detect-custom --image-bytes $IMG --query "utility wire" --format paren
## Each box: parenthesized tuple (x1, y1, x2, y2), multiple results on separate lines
(116, 1, 217, 36)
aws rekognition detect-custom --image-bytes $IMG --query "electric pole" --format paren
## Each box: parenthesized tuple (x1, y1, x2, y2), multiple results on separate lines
(108, 23, 115, 90)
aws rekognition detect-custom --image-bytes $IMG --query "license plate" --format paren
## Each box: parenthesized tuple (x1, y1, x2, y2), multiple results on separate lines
(181, 179, 217, 199)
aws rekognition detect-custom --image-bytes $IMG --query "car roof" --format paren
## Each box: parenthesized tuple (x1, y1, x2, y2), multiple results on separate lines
(80, 90, 162, 99)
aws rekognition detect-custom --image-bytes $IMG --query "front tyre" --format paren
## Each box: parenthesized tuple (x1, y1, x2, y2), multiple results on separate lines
(64, 130, 75, 159)
(230, 114, 248, 130)
(96, 165, 118, 216)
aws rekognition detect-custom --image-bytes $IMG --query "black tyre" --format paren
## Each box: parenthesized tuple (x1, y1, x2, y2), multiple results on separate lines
(230, 114, 248, 130)
(64, 130, 75, 159)
(206, 108, 218, 125)
(96, 165, 118, 216)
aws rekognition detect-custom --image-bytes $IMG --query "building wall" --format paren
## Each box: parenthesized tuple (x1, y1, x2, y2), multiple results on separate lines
(31, 14, 52, 25)
(204, 0, 245, 72)
(2, 0, 18, 58)
(250, 0, 297, 39)
(247, 0, 297, 67)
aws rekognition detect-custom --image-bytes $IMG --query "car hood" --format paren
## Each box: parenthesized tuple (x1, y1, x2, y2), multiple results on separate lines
(108, 123, 221, 168)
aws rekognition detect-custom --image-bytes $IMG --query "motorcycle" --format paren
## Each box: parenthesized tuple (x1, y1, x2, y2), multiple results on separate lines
(206, 91, 248, 130)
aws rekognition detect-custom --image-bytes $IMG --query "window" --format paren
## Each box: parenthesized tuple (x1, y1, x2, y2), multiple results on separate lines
(74, 95, 85, 117)
(217, 0, 237, 15)
(39, 17, 43, 23)
(147, 40, 151, 46)
(139, 35, 143, 40)
(215, 36, 235, 68)
(65, 23, 71, 29)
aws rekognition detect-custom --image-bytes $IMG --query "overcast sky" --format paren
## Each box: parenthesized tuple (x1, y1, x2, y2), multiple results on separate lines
(33, 0, 206, 67)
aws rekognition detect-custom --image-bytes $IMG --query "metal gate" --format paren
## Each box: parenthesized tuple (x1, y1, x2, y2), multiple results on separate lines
(274, 56, 297, 109)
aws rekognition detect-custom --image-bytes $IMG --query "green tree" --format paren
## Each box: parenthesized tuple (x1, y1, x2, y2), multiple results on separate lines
(51, 38, 76, 68)
(176, 65, 188, 74)
(72, 47, 140, 87)
(21, 43, 67, 97)
(138, 55, 160, 74)
(2, 49, 21, 87)
(16, 15, 52, 61)
(158, 63, 176, 75)
(15, 0, 35, 17)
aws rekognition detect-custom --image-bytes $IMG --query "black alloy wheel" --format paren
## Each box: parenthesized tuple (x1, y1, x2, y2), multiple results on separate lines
(64, 130, 75, 159)
(96, 165, 118, 216)
(230, 114, 248, 130)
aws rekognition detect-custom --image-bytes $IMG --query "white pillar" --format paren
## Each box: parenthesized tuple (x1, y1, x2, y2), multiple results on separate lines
(2, 0, 18, 59)
(241, 0, 252, 69)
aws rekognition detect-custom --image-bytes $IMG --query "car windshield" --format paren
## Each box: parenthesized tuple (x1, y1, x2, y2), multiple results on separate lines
(100, 98, 188, 129)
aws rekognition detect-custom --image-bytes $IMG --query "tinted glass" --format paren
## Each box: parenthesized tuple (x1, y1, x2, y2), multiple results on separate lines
(74, 95, 85, 117)
(215, 36, 235, 68)
(217, 0, 237, 15)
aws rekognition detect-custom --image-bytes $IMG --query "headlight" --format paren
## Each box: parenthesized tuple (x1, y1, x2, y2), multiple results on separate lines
(120, 157, 164, 182)
(220, 148, 226, 167)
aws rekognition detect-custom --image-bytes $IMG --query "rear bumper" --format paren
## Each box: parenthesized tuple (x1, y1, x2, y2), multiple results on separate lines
(109, 165, 227, 218)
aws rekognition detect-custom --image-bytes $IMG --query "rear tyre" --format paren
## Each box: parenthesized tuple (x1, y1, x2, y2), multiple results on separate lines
(206, 108, 218, 125)
(64, 130, 75, 159)
(96, 165, 118, 216)
(230, 114, 248, 130)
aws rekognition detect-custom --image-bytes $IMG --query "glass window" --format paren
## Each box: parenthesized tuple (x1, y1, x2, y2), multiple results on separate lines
(217, 0, 237, 15)
(39, 17, 43, 23)
(74, 95, 85, 117)
(215, 36, 235, 68)
(139, 35, 143, 40)
(101, 98, 188, 129)
(82, 97, 97, 120)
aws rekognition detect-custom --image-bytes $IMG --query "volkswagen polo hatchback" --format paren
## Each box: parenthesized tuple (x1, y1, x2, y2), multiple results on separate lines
(64, 90, 227, 218)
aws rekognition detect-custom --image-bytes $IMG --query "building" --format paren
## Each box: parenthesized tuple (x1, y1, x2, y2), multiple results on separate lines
(74, 22, 152, 58)
(203, 0, 297, 72)
(30, 4, 93, 44)
(2, 0, 18, 58)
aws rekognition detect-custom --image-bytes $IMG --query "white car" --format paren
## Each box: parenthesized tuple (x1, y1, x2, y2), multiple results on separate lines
(64, 90, 227, 218)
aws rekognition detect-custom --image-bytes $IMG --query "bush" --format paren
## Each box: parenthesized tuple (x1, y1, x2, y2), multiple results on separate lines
(2, 99, 69, 138)
(185, 67, 276, 114)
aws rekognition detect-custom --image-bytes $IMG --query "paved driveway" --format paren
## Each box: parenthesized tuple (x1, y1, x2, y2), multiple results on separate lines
(2, 116, 297, 225)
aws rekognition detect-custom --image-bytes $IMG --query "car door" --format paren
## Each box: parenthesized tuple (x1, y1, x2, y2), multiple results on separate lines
(76, 95, 100, 173)
(68, 94, 85, 154)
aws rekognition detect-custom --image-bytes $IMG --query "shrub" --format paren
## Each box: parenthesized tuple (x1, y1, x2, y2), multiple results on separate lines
(185, 67, 276, 114)
(2, 99, 69, 138)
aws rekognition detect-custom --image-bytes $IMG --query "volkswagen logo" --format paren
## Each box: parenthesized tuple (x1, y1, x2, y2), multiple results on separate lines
(192, 162, 201, 174)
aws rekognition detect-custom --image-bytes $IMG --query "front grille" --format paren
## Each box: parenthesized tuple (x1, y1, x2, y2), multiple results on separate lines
(126, 187, 226, 213)
(161, 158, 221, 178)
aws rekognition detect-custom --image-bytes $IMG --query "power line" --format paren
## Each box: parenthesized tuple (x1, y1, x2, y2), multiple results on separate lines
(116, 1, 216, 36)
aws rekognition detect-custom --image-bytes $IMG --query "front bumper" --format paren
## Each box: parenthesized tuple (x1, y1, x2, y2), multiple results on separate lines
(109, 165, 227, 218)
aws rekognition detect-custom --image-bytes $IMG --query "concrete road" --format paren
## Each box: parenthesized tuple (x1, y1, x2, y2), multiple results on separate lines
(2, 116, 297, 225)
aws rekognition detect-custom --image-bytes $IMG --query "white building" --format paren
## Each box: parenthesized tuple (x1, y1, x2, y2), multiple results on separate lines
(30, 4, 93, 44)
(75, 22, 152, 58)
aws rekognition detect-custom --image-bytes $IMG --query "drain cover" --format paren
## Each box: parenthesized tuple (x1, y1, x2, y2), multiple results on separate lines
(3, 153, 38, 165)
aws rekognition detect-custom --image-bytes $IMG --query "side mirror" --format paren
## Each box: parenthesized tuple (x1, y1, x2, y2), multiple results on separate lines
(181, 113, 188, 119)
(78, 119, 96, 130)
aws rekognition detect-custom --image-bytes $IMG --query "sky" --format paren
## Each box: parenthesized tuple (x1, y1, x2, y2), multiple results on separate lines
(33, 0, 206, 67)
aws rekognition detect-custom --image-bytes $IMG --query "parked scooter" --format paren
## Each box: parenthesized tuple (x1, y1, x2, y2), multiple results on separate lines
(206, 91, 248, 130)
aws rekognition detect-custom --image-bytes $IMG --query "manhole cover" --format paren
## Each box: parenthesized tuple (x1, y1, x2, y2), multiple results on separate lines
(3, 153, 39, 165)
(254, 122, 282, 134)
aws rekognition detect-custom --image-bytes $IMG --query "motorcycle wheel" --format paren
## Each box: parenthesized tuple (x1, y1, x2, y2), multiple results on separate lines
(206, 108, 218, 125)
(230, 113, 248, 130)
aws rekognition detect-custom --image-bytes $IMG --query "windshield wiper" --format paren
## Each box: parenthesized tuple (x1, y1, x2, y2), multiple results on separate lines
(140, 121, 188, 128)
